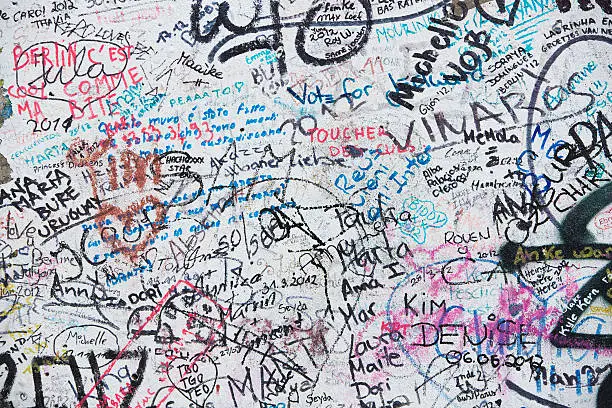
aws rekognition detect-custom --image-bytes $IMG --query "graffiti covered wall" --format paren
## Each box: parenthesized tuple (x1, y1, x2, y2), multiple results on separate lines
(0, 0, 610, 407)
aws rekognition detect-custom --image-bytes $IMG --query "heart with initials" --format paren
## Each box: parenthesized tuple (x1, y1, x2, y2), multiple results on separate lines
(14, 39, 129, 113)
(167, 353, 218, 406)
(95, 195, 167, 263)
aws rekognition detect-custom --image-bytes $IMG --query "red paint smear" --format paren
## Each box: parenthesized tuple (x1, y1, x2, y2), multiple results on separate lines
(75, 280, 230, 408)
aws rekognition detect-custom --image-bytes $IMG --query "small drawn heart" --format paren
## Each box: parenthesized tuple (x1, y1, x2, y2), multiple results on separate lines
(522, 173, 551, 198)
(495, 399, 502, 406)
(95, 195, 166, 262)
(168, 353, 218, 406)
(509, 303, 521, 316)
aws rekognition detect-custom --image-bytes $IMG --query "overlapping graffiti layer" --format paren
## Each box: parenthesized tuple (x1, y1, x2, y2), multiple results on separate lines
(0, 0, 610, 407)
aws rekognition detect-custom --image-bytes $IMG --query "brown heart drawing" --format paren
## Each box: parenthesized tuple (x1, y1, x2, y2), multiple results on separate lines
(95, 195, 167, 263)
(14, 39, 129, 113)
